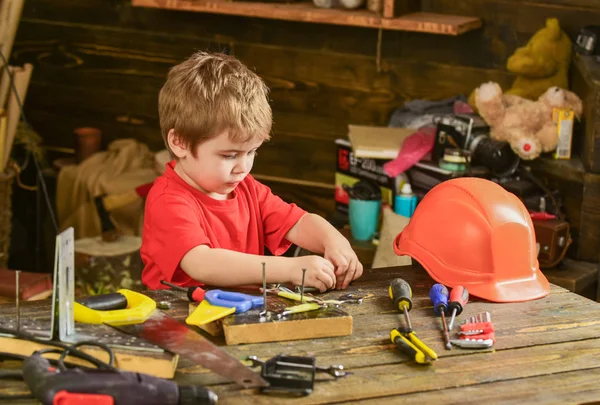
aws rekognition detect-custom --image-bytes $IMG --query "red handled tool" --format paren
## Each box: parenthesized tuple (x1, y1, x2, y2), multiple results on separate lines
(448, 286, 469, 330)
(161, 280, 206, 303)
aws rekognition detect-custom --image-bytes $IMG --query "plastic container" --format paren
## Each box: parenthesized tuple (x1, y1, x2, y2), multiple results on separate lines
(345, 179, 382, 241)
(394, 183, 418, 218)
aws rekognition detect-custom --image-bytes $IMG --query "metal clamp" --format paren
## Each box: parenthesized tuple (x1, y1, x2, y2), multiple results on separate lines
(246, 354, 349, 396)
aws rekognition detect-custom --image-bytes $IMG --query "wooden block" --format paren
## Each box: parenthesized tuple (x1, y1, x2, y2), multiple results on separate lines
(0, 336, 178, 379)
(189, 298, 353, 345)
(222, 307, 352, 345)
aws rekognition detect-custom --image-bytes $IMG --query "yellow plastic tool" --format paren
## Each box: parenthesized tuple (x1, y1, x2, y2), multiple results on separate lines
(186, 300, 236, 326)
(74, 289, 156, 326)
(277, 288, 342, 306)
(390, 328, 438, 364)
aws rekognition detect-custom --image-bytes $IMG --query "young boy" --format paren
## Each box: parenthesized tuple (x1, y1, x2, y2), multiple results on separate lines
(141, 51, 363, 292)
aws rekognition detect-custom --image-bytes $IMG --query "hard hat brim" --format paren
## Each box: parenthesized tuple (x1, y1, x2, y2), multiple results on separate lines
(394, 231, 551, 303)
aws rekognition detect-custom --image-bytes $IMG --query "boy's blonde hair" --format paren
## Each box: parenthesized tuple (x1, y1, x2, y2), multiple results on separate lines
(159, 51, 272, 156)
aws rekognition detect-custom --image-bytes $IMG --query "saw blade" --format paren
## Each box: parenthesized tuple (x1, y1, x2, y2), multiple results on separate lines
(110, 310, 268, 389)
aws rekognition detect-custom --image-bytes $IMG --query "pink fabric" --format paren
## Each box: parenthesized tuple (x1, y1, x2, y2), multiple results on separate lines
(383, 127, 436, 177)
(454, 100, 474, 114)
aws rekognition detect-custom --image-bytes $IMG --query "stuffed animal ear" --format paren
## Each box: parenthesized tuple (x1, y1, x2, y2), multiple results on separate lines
(545, 18, 561, 41)
(564, 90, 583, 119)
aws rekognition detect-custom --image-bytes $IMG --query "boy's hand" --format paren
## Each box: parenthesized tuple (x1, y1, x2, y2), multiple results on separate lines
(289, 255, 336, 292)
(324, 242, 363, 290)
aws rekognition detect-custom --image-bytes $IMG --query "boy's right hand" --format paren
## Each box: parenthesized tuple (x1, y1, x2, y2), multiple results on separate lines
(289, 256, 336, 292)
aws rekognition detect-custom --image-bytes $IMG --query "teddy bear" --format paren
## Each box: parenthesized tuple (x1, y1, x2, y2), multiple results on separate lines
(468, 18, 572, 109)
(475, 82, 582, 160)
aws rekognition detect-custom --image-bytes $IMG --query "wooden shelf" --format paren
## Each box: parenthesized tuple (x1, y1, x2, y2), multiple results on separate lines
(131, 0, 482, 35)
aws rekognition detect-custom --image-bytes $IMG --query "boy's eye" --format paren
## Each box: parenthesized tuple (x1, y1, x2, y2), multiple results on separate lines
(221, 154, 236, 159)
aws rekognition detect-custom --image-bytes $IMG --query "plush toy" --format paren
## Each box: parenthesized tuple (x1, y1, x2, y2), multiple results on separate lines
(475, 82, 583, 160)
(469, 18, 572, 108)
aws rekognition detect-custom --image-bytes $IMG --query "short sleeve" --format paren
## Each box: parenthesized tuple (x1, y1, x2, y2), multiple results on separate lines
(253, 179, 307, 255)
(143, 194, 211, 282)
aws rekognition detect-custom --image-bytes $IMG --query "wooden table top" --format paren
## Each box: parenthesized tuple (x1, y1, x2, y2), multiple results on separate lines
(2, 265, 600, 404)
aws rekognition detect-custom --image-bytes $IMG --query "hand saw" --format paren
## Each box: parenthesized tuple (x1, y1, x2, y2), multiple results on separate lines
(110, 309, 268, 389)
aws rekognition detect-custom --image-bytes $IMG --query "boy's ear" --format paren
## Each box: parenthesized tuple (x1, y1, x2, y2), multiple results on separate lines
(167, 129, 188, 158)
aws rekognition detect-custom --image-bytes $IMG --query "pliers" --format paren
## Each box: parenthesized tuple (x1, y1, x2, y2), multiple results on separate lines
(390, 326, 438, 364)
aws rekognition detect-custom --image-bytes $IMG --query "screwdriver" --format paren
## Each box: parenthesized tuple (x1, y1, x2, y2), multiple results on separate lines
(389, 278, 413, 330)
(160, 280, 206, 303)
(448, 286, 469, 330)
(429, 284, 452, 350)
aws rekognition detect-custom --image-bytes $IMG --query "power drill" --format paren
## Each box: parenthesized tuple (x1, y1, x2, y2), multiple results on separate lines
(22, 352, 218, 405)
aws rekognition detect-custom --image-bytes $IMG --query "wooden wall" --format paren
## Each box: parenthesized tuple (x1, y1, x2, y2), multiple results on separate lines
(10, 0, 600, 220)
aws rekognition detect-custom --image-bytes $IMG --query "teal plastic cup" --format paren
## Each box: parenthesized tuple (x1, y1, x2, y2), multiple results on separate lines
(349, 199, 381, 241)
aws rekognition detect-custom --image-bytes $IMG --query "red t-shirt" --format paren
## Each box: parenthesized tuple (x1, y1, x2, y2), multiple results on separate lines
(140, 161, 307, 289)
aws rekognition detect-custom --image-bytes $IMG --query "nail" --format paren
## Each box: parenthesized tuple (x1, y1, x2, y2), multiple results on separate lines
(300, 268, 307, 303)
(15, 270, 20, 334)
(260, 262, 267, 318)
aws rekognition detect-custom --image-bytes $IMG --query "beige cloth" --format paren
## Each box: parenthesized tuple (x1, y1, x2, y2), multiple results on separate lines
(57, 139, 159, 240)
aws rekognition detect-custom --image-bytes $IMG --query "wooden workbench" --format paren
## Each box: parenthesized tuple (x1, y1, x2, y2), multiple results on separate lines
(2, 265, 600, 403)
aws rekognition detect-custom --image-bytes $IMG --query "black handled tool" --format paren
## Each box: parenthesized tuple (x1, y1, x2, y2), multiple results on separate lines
(389, 278, 413, 330)
(161, 280, 206, 303)
(22, 352, 218, 405)
(76, 292, 128, 311)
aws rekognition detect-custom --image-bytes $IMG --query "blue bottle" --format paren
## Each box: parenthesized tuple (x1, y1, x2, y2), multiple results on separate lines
(394, 183, 418, 218)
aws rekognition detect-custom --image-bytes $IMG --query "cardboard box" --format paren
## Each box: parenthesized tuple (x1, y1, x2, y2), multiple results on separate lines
(335, 138, 401, 215)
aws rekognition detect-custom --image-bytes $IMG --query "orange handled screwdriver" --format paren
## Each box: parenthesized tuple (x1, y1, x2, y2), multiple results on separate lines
(161, 280, 206, 303)
(448, 286, 469, 330)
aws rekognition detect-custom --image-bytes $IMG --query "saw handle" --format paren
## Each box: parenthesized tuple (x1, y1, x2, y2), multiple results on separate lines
(76, 292, 128, 311)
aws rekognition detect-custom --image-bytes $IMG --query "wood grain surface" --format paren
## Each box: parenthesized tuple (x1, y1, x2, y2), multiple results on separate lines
(2, 265, 599, 403)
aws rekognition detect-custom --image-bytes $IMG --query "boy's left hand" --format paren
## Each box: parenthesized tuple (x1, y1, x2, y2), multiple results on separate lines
(324, 242, 363, 290)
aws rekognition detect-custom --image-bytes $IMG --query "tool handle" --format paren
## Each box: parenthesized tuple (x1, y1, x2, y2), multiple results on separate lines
(389, 278, 412, 313)
(205, 290, 263, 312)
(390, 329, 426, 364)
(76, 293, 128, 311)
(429, 284, 449, 316)
(22, 352, 218, 405)
(448, 286, 469, 315)
(188, 287, 206, 303)
(160, 280, 188, 292)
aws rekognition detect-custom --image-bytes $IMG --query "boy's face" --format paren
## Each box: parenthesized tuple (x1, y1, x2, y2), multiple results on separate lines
(169, 129, 263, 200)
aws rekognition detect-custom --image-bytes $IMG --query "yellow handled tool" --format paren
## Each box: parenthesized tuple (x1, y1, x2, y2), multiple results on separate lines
(390, 328, 438, 364)
(388, 278, 438, 364)
(276, 302, 323, 319)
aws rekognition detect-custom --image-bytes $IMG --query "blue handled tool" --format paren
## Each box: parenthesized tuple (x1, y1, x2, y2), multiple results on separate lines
(205, 290, 264, 313)
(429, 284, 452, 350)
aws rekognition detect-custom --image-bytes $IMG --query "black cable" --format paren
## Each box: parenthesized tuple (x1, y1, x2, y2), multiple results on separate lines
(0, 327, 118, 372)
(0, 332, 120, 401)
(0, 49, 59, 233)
(57, 341, 116, 371)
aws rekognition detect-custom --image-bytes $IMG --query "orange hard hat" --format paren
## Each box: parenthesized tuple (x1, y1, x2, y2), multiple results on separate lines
(393, 177, 549, 303)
